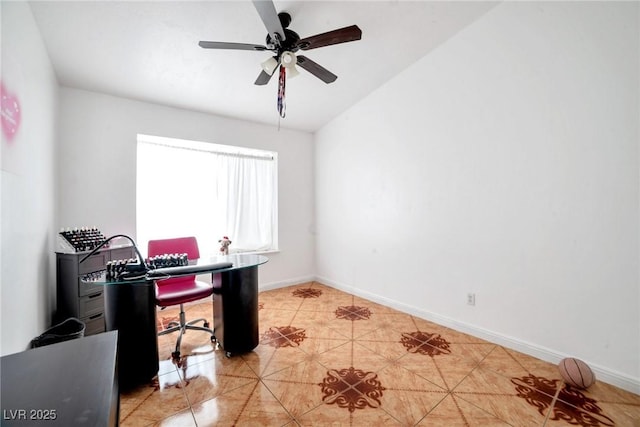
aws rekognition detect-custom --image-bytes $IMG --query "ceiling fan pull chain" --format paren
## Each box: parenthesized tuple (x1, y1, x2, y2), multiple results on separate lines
(277, 65, 286, 118)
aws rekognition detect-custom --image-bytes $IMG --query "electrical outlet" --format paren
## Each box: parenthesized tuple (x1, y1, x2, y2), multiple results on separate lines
(467, 293, 476, 306)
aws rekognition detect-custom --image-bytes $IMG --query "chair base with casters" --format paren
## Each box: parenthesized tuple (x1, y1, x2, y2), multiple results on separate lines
(158, 304, 216, 360)
(148, 236, 216, 361)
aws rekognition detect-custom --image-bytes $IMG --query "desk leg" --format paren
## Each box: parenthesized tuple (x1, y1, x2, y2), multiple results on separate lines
(104, 282, 159, 389)
(212, 266, 259, 356)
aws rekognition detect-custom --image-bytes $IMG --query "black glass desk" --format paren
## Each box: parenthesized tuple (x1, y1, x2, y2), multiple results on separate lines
(83, 254, 268, 388)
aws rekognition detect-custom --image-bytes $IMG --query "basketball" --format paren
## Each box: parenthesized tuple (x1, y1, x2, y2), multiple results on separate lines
(558, 357, 595, 389)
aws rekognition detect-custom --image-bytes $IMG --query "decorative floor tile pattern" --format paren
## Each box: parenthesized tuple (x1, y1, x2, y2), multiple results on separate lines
(119, 282, 640, 426)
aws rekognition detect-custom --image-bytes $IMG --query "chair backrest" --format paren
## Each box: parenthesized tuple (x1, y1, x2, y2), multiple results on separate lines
(148, 236, 200, 284)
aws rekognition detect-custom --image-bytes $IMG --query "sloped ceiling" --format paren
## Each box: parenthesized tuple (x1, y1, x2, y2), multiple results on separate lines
(29, 1, 498, 132)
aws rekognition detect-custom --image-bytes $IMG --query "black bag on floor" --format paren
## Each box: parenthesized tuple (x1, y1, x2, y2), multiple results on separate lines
(30, 317, 86, 348)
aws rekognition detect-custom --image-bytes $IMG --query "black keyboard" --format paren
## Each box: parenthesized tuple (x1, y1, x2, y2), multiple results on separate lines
(146, 261, 233, 278)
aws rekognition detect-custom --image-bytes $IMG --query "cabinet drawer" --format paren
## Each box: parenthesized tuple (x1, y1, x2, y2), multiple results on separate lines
(79, 292, 104, 318)
(110, 246, 135, 261)
(78, 277, 104, 297)
(82, 313, 105, 336)
(79, 252, 109, 275)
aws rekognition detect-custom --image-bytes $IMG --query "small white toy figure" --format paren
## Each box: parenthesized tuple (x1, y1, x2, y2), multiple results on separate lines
(218, 236, 232, 255)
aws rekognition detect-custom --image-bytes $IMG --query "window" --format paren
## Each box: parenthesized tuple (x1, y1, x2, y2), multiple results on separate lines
(136, 134, 278, 257)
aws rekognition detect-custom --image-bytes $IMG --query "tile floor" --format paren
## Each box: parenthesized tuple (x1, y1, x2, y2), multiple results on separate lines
(119, 282, 640, 426)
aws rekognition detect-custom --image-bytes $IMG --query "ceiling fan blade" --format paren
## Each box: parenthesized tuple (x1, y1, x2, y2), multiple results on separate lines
(296, 56, 337, 84)
(254, 70, 275, 86)
(199, 41, 268, 51)
(252, 0, 286, 44)
(296, 25, 362, 51)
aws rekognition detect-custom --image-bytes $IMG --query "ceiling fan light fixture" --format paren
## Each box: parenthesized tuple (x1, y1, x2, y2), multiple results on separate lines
(287, 64, 300, 78)
(279, 51, 299, 78)
(280, 51, 296, 68)
(261, 56, 279, 75)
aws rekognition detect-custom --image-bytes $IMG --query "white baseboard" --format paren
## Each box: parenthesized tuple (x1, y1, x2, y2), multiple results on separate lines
(314, 275, 640, 395)
(259, 275, 316, 292)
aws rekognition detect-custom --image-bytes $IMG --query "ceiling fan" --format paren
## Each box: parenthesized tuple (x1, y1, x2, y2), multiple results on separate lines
(198, 0, 362, 117)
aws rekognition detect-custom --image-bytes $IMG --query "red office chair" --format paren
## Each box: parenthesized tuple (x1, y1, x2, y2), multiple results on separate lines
(148, 236, 215, 359)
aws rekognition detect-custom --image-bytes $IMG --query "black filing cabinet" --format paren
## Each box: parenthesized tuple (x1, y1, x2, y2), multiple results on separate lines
(1, 331, 120, 426)
(56, 245, 135, 334)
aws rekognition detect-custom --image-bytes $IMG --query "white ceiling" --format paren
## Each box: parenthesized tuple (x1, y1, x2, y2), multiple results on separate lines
(29, 1, 498, 133)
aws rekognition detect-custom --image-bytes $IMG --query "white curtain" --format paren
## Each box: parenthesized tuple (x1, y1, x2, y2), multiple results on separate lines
(136, 138, 277, 258)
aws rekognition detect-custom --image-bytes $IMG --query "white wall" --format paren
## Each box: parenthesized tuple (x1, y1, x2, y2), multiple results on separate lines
(1, 2, 59, 355)
(315, 1, 639, 392)
(58, 88, 315, 288)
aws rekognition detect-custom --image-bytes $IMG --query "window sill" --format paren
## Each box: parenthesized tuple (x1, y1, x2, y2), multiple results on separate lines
(230, 249, 280, 256)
